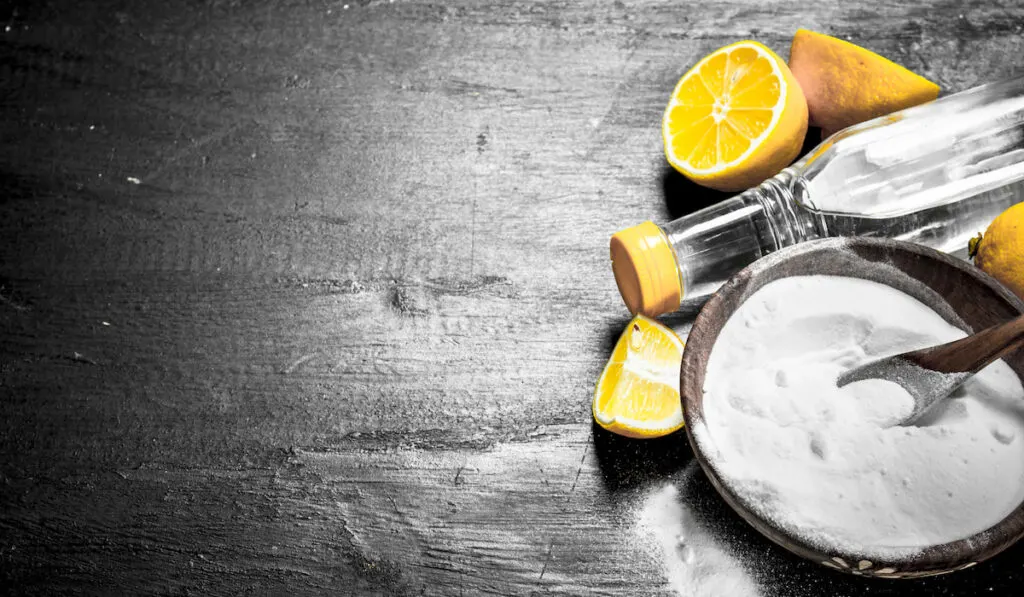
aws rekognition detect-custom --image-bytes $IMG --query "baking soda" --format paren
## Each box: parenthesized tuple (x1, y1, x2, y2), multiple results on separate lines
(694, 275, 1024, 559)
(636, 464, 761, 597)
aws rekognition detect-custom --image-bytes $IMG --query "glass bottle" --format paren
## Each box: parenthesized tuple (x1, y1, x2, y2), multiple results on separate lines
(611, 75, 1024, 317)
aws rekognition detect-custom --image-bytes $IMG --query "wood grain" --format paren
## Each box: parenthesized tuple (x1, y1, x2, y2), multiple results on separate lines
(2, 0, 1024, 595)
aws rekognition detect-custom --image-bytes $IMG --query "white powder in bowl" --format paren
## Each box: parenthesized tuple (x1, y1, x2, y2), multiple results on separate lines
(694, 275, 1024, 559)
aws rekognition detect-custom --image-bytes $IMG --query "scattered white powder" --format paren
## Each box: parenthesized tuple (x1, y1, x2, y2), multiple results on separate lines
(636, 464, 761, 597)
(694, 275, 1024, 559)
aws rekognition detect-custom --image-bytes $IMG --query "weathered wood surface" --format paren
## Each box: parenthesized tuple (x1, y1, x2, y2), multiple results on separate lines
(2, 1, 1023, 595)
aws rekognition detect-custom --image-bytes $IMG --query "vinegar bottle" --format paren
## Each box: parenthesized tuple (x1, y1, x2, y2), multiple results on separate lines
(611, 76, 1024, 317)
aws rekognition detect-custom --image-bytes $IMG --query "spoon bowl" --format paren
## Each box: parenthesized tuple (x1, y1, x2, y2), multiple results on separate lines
(680, 237, 1024, 578)
(836, 314, 1024, 426)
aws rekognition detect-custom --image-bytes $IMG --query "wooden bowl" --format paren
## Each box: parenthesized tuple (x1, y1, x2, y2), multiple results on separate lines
(680, 237, 1024, 579)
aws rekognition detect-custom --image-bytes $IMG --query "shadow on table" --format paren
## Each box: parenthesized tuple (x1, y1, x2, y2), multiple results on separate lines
(591, 421, 691, 493)
(660, 166, 731, 221)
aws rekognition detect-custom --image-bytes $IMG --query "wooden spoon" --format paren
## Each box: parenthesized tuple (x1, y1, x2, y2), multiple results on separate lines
(836, 314, 1024, 425)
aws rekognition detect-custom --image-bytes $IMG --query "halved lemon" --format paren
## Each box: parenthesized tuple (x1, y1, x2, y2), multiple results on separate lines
(788, 29, 940, 137)
(593, 315, 685, 439)
(663, 40, 808, 192)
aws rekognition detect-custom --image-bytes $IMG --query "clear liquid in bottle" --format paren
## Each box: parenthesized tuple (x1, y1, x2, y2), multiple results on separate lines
(611, 76, 1024, 317)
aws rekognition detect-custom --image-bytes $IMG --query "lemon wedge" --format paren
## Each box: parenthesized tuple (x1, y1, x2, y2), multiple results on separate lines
(593, 315, 685, 439)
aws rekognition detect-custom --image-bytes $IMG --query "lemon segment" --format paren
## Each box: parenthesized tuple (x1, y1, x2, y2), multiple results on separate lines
(593, 315, 685, 439)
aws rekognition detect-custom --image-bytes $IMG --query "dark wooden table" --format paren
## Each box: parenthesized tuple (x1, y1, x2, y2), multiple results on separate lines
(3, 1, 1023, 595)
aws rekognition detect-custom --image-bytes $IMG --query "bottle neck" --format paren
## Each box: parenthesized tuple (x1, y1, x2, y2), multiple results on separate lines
(738, 168, 819, 248)
(663, 169, 819, 302)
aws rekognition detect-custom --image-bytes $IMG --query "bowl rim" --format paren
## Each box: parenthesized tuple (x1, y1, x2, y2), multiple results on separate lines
(680, 237, 1024, 576)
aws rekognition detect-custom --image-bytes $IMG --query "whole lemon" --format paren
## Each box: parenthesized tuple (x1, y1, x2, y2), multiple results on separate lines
(971, 203, 1024, 299)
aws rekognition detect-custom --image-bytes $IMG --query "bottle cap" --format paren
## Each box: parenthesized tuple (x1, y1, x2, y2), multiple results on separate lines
(610, 221, 682, 317)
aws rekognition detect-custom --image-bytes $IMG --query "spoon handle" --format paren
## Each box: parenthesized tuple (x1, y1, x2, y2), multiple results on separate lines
(908, 314, 1024, 374)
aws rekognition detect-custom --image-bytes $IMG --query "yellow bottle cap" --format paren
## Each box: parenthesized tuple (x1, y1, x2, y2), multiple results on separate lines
(610, 221, 683, 317)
